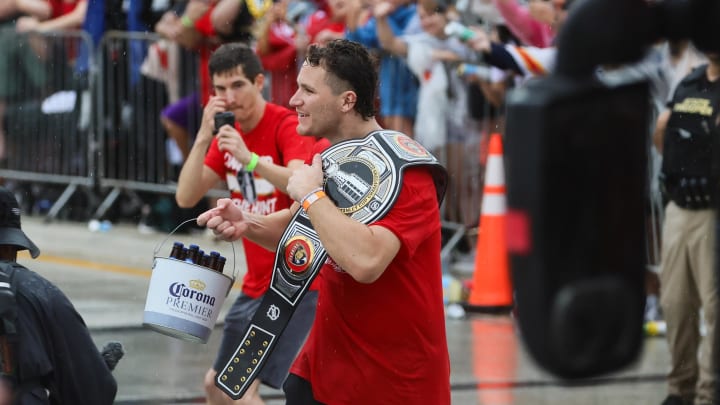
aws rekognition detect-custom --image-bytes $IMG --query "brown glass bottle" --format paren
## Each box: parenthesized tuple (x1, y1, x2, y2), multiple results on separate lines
(200, 253, 211, 268)
(169, 242, 184, 260)
(208, 251, 221, 272)
(185, 244, 200, 264)
(216, 256, 227, 273)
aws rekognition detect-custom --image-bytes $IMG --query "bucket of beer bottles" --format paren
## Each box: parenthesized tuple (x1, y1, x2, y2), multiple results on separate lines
(143, 219, 237, 344)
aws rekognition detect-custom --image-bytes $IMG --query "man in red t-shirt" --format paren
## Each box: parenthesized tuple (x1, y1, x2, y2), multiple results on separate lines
(176, 43, 319, 405)
(198, 40, 451, 405)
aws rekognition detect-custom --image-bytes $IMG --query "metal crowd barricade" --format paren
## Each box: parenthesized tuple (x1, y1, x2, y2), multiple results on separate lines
(93, 31, 176, 218)
(94, 31, 228, 219)
(0, 28, 96, 220)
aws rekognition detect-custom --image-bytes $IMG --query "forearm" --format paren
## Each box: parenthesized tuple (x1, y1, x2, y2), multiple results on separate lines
(14, 0, 51, 20)
(36, 0, 87, 31)
(304, 198, 395, 283)
(255, 19, 273, 55)
(242, 208, 295, 251)
(376, 16, 406, 57)
(177, 136, 214, 207)
(211, 0, 242, 36)
(253, 159, 303, 195)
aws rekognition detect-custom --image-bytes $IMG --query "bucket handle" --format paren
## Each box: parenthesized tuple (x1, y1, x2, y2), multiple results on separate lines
(153, 218, 238, 287)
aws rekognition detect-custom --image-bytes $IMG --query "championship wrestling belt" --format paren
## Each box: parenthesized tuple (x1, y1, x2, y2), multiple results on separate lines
(215, 131, 447, 399)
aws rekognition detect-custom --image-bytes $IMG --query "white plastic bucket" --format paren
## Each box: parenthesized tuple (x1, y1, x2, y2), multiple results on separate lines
(143, 257, 233, 344)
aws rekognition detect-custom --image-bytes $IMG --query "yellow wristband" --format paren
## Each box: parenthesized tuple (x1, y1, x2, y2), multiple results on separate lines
(181, 15, 194, 28)
(245, 152, 259, 172)
(302, 190, 326, 212)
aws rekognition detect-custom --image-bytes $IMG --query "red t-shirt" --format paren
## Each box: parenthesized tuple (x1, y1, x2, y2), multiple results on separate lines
(49, 0, 82, 19)
(258, 21, 298, 108)
(290, 167, 451, 404)
(304, 9, 346, 45)
(204, 103, 317, 297)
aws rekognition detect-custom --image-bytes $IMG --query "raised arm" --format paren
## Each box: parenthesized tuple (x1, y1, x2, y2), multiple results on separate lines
(211, 0, 253, 36)
(374, 1, 408, 57)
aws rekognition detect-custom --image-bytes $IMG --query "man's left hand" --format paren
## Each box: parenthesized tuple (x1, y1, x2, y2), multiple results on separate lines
(287, 154, 324, 202)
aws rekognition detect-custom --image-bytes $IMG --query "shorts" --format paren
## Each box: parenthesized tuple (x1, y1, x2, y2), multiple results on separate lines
(213, 290, 318, 389)
(161, 92, 201, 134)
(283, 374, 325, 405)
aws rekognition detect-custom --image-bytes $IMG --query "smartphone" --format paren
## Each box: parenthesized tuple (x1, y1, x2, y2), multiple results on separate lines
(213, 111, 235, 134)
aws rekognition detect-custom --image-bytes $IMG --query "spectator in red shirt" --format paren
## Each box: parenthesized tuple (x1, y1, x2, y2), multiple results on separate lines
(303, 0, 348, 45)
(255, 0, 304, 107)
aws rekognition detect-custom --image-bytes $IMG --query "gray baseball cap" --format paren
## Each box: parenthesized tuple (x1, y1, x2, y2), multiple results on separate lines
(0, 187, 40, 258)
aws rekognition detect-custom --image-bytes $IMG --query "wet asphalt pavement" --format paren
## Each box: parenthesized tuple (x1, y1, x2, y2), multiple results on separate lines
(18, 216, 671, 405)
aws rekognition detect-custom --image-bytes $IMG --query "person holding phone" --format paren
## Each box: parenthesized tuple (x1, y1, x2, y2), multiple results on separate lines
(176, 42, 324, 405)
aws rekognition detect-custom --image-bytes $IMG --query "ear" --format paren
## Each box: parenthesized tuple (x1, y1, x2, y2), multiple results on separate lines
(340, 90, 357, 113)
(255, 73, 266, 91)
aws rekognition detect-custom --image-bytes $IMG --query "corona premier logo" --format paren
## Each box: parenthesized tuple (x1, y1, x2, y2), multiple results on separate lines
(169, 281, 215, 306)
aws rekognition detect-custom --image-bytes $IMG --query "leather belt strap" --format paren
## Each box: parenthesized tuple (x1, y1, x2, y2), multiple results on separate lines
(215, 131, 447, 399)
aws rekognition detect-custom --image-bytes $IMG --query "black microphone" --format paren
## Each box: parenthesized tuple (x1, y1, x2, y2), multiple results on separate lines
(100, 341, 124, 371)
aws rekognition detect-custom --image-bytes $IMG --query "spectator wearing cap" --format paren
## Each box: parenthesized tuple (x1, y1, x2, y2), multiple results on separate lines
(0, 186, 119, 404)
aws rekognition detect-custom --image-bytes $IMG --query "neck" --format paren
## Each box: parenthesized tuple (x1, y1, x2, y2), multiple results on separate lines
(330, 117, 383, 145)
(238, 99, 267, 133)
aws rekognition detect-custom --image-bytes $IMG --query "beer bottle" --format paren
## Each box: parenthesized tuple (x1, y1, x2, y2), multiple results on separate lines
(208, 251, 221, 272)
(216, 256, 227, 273)
(200, 253, 211, 268)
(185, 244, 200, 264)
(169, 242, 184, 260)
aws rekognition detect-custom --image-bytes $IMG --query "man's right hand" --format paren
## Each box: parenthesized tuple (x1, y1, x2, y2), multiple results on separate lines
(198, 96, 229, 143)
(197, 199, 247, 241)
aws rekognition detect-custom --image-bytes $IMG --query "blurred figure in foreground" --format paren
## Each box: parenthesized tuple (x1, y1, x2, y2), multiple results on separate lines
(0, 186, 120, 404)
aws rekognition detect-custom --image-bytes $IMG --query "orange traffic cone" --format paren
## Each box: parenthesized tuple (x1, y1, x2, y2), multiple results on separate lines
(465, 133, 513, 313)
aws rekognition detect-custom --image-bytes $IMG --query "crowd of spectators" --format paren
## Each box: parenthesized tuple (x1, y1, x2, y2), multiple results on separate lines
(0, 0, 710, 242)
